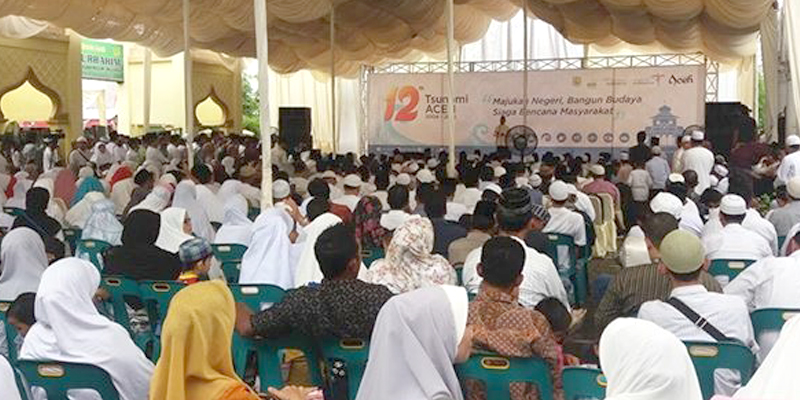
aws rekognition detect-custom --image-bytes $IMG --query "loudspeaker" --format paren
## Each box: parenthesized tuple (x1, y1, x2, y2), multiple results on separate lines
(279, 107, 312, 153)
(705, 102, 750, 157)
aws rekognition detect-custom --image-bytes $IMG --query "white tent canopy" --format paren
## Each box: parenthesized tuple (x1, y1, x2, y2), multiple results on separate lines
(0, 0, 775, 76)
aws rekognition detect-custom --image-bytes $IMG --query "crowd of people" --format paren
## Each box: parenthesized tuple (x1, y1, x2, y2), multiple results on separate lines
(0, 115, 799, 400)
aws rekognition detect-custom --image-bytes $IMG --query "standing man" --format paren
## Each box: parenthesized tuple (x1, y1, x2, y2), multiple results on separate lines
(682, 130, 714, 196)
(672, 135, 692, 173)
(646, 146, 670, 192)
(494, 116, 510, 157)
(68, 136, 92, 175)
(776, 135, 800, 185)
(629, 131, 651, 166)
(42, 136, 60, 174)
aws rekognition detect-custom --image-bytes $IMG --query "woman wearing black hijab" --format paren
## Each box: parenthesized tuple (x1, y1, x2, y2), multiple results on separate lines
(12, 187, 62, 239)
(104, 210, 182, 281)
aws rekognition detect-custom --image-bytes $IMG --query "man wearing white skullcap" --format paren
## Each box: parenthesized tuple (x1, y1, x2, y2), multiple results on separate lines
(331, 174, 363, 212)
(776, 135, 800, 184)
(272, 179, 291, 203)
(767, 176, 800, 237)
(646, 146, 670, 190)
(672, 135, 692, 173)
(543, 181, 587, 248)
(702, 195, 772, 282)
(681, 130, 714, 196)
(583, 164, 621, 205)
(650, 192, 684, 220)
(638, 229, 758, 396)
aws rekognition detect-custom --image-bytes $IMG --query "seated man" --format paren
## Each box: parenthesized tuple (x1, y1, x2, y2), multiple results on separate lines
(235, 223, 393, 339)
(638, 230, 758, 396)
(702, 194, 772, 285)
(767, 176, 800, 238)
(725, 229, 800, 359)
(448, 200, 495, 267)
(595, 212, 721, 331)
(426, 189, 467, 258)
(463, 188, 569, 311)
(466, 237, 563, 400)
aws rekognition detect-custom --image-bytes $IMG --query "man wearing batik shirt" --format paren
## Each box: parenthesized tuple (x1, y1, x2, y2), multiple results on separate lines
(235, 223, 392, 339)
(466, 236, 564, 400)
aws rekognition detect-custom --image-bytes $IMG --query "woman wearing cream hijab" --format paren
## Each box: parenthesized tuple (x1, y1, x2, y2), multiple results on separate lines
(149, 280, 259, 400)
(600, 318, 702, 400)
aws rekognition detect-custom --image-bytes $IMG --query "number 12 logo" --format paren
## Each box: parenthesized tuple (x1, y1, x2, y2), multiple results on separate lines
(384, 86, 419, 122)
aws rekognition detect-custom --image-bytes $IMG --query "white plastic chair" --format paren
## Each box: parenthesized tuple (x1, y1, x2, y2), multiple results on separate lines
(597, 193, 618, 255)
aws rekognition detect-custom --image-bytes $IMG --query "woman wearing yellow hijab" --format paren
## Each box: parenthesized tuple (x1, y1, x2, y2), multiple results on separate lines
(149, 280, 259, 400)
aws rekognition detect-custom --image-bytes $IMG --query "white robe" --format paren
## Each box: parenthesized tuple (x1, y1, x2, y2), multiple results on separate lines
(293, 213, 343, 288)
(681, 146, 715, 195)
(238, 209, 295, 289)
(214, 195, 253, 247)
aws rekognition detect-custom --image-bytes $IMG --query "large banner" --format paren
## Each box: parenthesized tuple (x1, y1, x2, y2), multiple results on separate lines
(368, 65, 705, 151)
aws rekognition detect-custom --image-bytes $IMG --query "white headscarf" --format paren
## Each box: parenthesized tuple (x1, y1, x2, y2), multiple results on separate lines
(81, 199, 124, 246)
(221, 156, 236, 176)
(155, 207, 194, 254)
(33, 178, 65, 224)
(19, 258, 154, 400)
(110, 177, 135, 215)
(214, 195, 252, 246)
(129, 185, 172, 213)
(0, 227, 47, 301)
(294, 212, 342, 288)
(217, 180, 243, 205)
(5, 179, 30, 209)
(0, 355, 24, 400)
(599, 318, 703, 400)
(172, 180, 215, 242)
(780, 222, 800, 256)
(195, 183, 224, 224)
(733, 315, 800, 399)
(238, 209, 294, 289)
(356, 286, 467, 400)
(91, 143, 114, 166)
(64, 191, 106, 229)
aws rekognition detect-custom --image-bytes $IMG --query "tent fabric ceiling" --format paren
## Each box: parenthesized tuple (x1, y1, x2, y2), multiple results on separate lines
(0, 0, 774, 76)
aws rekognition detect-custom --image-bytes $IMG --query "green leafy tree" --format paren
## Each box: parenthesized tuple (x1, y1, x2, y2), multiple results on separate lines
(242, 73, 260, 135)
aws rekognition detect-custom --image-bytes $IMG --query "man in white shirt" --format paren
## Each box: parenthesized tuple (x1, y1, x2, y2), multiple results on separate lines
(544, 180, 587, 247)
(681, 130, 714, 195)
(463, 187, 570, 311)
(703, 194, 772, 265)
(725, 230, 800, 360)
(646, 146, 670, 190)
(332, 174, 362, 212)
(68, 136, 92, 175)
(672, 135, 691, 173)
(776, 135, 800, 185)
(192, 164, 224, 223)
(768, 176, 800, 237)
(638, 229, 758, 396)
(42, 137, 59, 173)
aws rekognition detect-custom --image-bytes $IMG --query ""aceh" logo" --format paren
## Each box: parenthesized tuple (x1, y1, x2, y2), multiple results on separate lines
(384, 86, 420, 122)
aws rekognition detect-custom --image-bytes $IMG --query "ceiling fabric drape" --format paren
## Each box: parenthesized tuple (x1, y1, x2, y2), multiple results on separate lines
(0, 0, 774, 76)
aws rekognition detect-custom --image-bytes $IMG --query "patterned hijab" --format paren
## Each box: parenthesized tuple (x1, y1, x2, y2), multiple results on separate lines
(354, 196, 385, 249)
(365, 216, 455, 294)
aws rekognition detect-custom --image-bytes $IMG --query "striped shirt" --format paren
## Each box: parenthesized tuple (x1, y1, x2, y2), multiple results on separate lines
(595, 263, 722, 331)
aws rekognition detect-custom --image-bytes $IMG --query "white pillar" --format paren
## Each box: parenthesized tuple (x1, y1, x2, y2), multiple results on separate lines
(330, 6, 337, 154)
(522, 6, 529, 129)
(446, 0, 456, 174)
(98, 90, 107, 127)
(254, 0, 273, 209)
(183, 0, 194, 168)
(143, 48, 152, 133)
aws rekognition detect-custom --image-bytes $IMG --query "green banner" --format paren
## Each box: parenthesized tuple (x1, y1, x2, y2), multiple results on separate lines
(81, 39, 124, 82)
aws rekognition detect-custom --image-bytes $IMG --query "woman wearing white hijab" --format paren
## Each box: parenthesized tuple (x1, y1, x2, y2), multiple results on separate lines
(599, 318, 702, 400)
(110, 175, 135, 216)
(356, 286, 471, 400)
(33, 178, 65, 224)
(155, 207, 194, 254)
(20, 258, 154, 400)
(217, 180, 244, 205)
(238, 209, 294, 289)
(214, 195, 253, 246)
(729, 315, 800, 399)
(172, 180, 215, 242)
(64, 191, 106, 229)
(294, 211, 342, 287)
(129, 185, 172, 213)
(81, 199, 124, 246)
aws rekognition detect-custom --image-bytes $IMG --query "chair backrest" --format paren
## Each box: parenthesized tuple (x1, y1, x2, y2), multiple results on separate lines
(0, 301, 19, 363)
(4, 207, 24, 217)
(5, 354, 30, 400)
(248, 207, 260, 221)
(456, 354, 554, 400)
(62, 228, 82, 254)
(212, 244, 248, 283)
(684, 341, 755, 400)
(228, 284, 286, 312)
(562, 367, 606, 400)
(138, 280, 185, 331)
(588, 195, 603, 223)
(17, 360, 120, 400)
(76, 239, 113, 271)
(319, 338, 370, 400)
(708, 259, 756, 281)
(360, 246, 384, 269)
(596, 193, 615, 223)
(101, 276, 142, 335)
(777, 235, 786, 250)
(544, 233, 577, 270)
(750, 308, 800, 339)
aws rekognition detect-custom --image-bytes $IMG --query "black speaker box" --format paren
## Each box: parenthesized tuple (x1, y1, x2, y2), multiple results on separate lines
(279, 107, 312, 153)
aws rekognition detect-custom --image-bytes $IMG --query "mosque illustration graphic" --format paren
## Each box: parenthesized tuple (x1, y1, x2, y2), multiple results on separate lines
(645, 105, 684, 143)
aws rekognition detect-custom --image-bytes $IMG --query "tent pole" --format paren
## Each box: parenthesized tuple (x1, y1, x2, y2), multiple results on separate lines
(254, 0, 273, 209)
(143, 48, 152, 134)
(330, 5, 337, 154)
(523, 6, 529, 130)
(446, 0, 456, 175)
(182, 0, 194, 169)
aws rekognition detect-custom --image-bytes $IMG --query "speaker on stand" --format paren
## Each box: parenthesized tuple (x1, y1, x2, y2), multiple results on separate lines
(279, 107, 312, 155)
